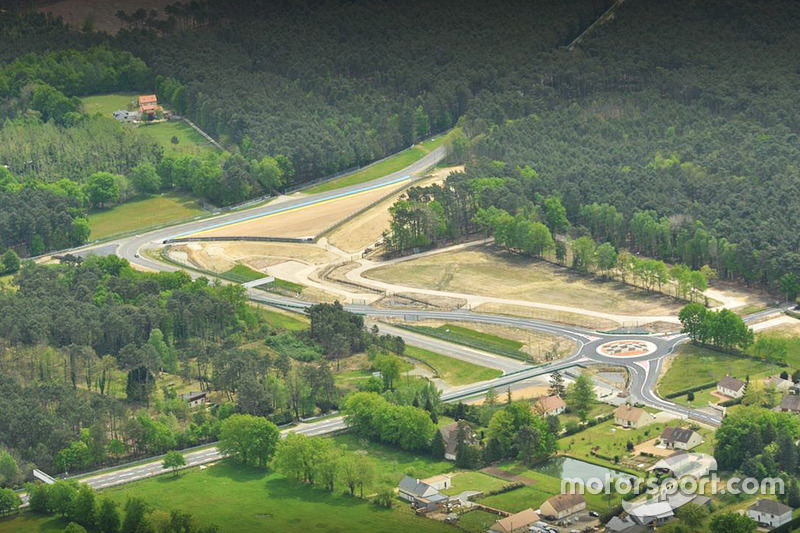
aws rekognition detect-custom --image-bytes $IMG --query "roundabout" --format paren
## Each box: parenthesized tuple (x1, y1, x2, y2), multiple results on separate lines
(596, 339, 658, 358)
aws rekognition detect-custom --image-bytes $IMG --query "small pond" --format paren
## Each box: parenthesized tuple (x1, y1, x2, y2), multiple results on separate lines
(533, 456, 634, 482)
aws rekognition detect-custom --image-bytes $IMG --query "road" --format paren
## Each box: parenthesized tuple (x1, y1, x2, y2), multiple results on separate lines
(39, 141, 794, 497)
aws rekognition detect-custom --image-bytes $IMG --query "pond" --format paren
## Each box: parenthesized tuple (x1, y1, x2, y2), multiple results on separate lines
(533, 456, 634, 483)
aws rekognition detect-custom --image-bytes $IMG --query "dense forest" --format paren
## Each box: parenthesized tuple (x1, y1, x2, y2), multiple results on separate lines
(385, 0, 800, 291)
(0, 257, 431, 488)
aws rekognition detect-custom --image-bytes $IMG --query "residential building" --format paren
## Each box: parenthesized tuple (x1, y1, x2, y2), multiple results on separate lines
(780, 394, 800, 414)
(747, 499, 792, 528)
(658, 427, 702, 450)
(490, 508, 540, 533)
(766, 376, 793, 393)
(717, 376, 745, 398)
(439, 420, 478, 461)
(138, 94, 162, 120)
(539, 493, 586, 520)
(605, 516, 645, 533)
(420, 474, 451, 491)
(614, 404, 651, 429)
(534, 395, 566, 417)
(628, 501, 674, 526)
(180, 391, 207, 408)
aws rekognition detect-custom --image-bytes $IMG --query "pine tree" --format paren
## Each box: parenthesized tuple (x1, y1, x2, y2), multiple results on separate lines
(430, 429, 446, 460)
(788, 479, 800, 508)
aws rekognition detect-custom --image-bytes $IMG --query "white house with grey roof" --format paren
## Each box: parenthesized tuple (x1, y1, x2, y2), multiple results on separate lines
(658, 427, 702, 450)
(747, 499, 792, 528)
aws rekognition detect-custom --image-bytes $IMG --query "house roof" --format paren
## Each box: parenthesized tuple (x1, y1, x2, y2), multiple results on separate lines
(398, 475, 438, 498)
(543, 492, 586, 513)
(140, 103, 160, 112)
(421, 474, 450, 486)
(767, 376, 791, 388)
(718, 376, 744, 391)
(628, 501, 674, 524)
(749, 499, 792, 516)
(536, 395, 566, 413)
(440, 421, 477, 456)
(491, 508, 540, 533)
(660, 426, 698, 444)
(606, 516, 645, 533)
(138, 94, 158, 104)
(181, 391, 206, 402)
(615, 404, 648, 423)
(780, 394, 800, 412)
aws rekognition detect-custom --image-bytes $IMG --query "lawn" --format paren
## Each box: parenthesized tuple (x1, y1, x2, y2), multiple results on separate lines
(329, 433, 453, 487)
(0, 462, 453, 533)
(658, 344, 781, 397)
(457, 510, 500, 533)
(558, 417, 715, 471)
(223, 263, 266, 282)
(399, 323, 529, 360)
(138, 120, 212, 154)
(404, 345, 502, 386)
(80, 93, 139, 115)
(256, 307, 308, 331)
(88, 192, 205, 240)
(440, 471, 508, 496)
(478, 466, 619, 513)
(757, 322, 800, 368)
(304, 134, 446, 194)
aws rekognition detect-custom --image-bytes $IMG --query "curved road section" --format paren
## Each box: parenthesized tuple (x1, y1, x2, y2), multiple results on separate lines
(40, 143, 792, 497)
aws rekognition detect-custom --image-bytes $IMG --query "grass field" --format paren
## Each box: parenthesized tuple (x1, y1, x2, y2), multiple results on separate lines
(457, 510, 500, 533)
(305, 136, 446, 194)
(256, 307, 308, 331)
(81, 93, 139, 115)
(138, 120, 212, 154)
(558, 417, 715, 470)
(403, 323, 529, 361)
(404, 345, 502, 385)
(440, 472, 508, 496)
(758, 322, 800, 367)
(365, 249, 683, 319)
(658, 344, 781, 397)
(0, 462, 453, 533)
(80, 93, 213, 154)
(88, 192, 205, 240)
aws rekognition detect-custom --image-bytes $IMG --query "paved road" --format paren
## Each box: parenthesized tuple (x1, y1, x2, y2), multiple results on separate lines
(43, 142, 795, 496)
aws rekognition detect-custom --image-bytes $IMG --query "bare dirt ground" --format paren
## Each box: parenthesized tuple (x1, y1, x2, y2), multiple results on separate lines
(364, 247, 682, 317)
(170, 242, 338, 273)
(474, 303, 622, 330)
(327, 166, 463, 253)
(37, 0, 174, 33)
(372, 293, 467, 310)
(191, 180, 409, 240)
(467, 383, 550, 405)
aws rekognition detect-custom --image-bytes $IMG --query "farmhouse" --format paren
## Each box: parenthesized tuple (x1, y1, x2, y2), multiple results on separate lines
(180, 391, 207, 408)
(439, 420, 478, 461)
(747, 499, 792, 528)
(138, 94, 163, 121)
(779, 394, 800, 414)
(658, 427, 702, 451)
(614, 404, 650, 429)
(489, 508, 540, 533)
(539, 493, 586, 520)
(534, 395, 566, 417)
(717, 376, 745, 398)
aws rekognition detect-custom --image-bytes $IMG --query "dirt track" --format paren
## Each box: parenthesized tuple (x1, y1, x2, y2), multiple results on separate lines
(191, 180, 409, 240)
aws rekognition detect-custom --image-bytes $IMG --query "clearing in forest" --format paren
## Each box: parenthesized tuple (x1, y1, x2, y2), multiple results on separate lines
(364, 248, 684, 319)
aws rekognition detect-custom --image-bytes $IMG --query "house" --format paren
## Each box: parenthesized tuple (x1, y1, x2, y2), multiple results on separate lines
(138, 94, 162, 120)
(539, 493, 586, 520)
(747, 499, 792, 528)
(397, 475, 450, 512)
(717, 376, 745, 398)
(534, 395, 566, 417)
(439, 421, 478, 461)
(420, 474, 451, 491)
(658, 427, 702, 451)
(605, 516, 646, 533)
(489, 508, 540, 533)
(628, 500, 674, 526)
(180, 391, 207, 408)
(614, 404, 651, 429)
(766, 376, 793, 393)
(779, 394, 800, 414)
